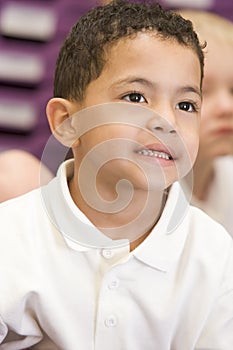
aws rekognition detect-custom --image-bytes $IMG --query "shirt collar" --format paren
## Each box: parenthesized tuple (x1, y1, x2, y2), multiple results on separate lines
(132, 183, 190, 272)
(41, 160, 190, 272)
(41, 160, 128, 250)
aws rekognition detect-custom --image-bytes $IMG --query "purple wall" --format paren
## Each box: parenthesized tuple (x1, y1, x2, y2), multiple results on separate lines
(159, 0, 233, 21)
(0, 0, 96, 172)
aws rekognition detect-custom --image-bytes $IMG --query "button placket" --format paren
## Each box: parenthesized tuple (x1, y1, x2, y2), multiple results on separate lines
(96, 254, 126, 346)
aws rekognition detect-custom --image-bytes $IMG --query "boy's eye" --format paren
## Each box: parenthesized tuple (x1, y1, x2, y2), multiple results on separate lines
(176, 101, 196, 112)
(122, 92, 146, 103)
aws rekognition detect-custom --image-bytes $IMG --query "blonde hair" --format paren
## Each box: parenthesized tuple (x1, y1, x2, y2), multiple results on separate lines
(178, 9, 233, 46)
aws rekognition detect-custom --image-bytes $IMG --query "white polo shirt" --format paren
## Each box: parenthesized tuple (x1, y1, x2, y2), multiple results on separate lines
(0, 160, 233, 350)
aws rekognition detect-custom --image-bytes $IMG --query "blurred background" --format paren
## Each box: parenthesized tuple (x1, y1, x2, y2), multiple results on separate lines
(0, 0, 232, 174)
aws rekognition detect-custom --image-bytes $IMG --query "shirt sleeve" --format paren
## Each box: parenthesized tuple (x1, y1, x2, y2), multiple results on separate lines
(0, 312, 43, 349)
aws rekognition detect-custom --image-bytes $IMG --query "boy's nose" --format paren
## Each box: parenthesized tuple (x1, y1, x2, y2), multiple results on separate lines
(146, 114, 176, 134)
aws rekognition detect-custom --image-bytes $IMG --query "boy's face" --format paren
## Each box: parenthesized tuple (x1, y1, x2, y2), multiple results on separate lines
(71, 33, 201, 192)
(200, 39, 233, 159)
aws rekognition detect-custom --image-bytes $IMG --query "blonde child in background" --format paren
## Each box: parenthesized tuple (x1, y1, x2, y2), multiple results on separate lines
(0, 1, 232, 349)
(180, 10, 233, 236)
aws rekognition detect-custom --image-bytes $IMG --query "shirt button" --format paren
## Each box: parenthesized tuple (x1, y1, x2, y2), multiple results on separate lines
(108, 279, 119, 290)
(105, 315, 118, 327)
(102, 249, 114, 259)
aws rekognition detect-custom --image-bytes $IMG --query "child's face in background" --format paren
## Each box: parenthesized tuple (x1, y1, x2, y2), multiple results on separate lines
(199, 39, 233, 159)
(72, 33, 202, 191)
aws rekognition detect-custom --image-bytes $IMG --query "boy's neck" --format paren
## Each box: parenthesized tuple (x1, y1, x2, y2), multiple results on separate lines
(68, 174, 167, 251)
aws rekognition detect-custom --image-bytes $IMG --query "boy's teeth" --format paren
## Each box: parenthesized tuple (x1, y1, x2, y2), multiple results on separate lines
(137, 149, 170, 160)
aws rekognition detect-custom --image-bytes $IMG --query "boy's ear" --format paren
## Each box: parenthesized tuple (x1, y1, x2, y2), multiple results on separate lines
(46, 98, 80, 147)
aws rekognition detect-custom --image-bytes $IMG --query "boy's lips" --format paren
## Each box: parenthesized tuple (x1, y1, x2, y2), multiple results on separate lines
(135, 143, 174, 160)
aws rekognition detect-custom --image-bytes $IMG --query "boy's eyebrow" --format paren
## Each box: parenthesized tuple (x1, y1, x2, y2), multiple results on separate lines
(111, 77, 202, 98)
(111, 77, 156, 89)
(178, 86, 202, 99)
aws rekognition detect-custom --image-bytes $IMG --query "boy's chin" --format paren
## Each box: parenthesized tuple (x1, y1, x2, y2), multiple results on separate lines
(133, 176, 176, 193)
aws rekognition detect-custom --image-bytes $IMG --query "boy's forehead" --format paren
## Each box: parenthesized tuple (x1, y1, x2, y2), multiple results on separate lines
(103, 32, 200, 72)
(104, 30, 158, 52)
(85, 33, 201, 100)
(104, 31, 173, 62)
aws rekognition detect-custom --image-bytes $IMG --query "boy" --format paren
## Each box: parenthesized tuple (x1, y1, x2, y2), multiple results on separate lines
(0, 1, 232, 349)
(180, 10, 233, 237)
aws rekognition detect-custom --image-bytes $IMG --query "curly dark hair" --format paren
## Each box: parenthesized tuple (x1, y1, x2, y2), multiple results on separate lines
(54, 0, 204, 101)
